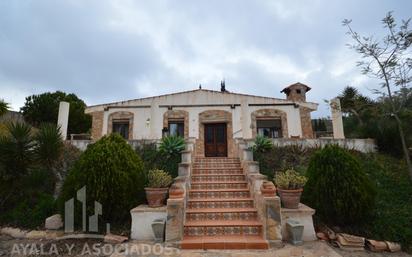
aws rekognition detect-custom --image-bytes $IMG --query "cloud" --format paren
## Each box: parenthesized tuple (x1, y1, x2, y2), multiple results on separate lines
(0, 0, 411, 118)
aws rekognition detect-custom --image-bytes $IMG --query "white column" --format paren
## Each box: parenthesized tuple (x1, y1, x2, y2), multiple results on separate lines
(241, 99, 251, 139)
(57, 101, 70, 140)
(331, 97, 345, 139)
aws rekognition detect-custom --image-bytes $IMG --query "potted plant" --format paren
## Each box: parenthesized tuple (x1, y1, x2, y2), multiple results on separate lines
(145, 169, 173, 207)
(274, 169, 307, 209)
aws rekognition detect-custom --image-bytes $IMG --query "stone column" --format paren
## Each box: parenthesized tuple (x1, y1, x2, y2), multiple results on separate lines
(165, 198, 185, 245)
(331, 97, 345, 139)
(57, 101, 70, 140)
(241, 99, 251, 138)
(264, 196, 282, 247)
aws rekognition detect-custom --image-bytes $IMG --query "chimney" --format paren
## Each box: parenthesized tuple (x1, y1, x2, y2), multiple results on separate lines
(220, 80, 226, 92)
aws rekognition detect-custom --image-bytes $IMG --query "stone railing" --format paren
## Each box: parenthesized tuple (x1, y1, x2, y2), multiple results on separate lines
(165, 137, 196, 246)
(235, 138, 282, 247)
(244, 138, 376, 153)
(69, 139, 161, 151)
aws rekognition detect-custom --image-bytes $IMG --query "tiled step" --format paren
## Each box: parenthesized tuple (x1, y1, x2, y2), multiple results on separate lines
(188, 198, 254, 209)
(184, 220, 263, 236)
(192, 168, 243, 175)
(191, 174, 246, 182)
(189, 189, 250, 199)
(193, 163, 241, 169)
(191, 181, 248, 190)
(194, 157, 240, 162)
(186, 208, 258, 221)
(181, 235, 268, 249)
(183, 156, 267, 250)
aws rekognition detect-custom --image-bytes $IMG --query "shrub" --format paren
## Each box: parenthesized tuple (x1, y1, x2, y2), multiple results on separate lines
(159, 136, 185, 156)
(137, 141, 183, 178)
(135, 143, 160, 171)
(251, 135, 273, 153)
(59, 134, 145, 224)
(35, 123, 64, 169)
(253, 145, 316, 180)
(146, 169, 173, 188)
(303, 145, 376, 226)
(0, 193, 55, 229)
(355, 153, 412, 251)
(0, 122, 36, 179)
(274, 169, 307, 190)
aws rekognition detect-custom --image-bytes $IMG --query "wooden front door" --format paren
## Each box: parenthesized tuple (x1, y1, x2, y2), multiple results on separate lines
(204, 123, 227, 157)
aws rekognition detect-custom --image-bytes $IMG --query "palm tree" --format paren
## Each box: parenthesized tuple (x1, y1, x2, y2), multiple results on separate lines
(0, 100, 9, 117)
(35, 123, 64, 169)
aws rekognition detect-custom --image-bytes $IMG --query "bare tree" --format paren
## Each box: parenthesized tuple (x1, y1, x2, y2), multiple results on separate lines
(343, 12, 412, 180)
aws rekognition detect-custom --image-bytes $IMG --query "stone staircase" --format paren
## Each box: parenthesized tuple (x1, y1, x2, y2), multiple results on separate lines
(181, 157, 269, 249)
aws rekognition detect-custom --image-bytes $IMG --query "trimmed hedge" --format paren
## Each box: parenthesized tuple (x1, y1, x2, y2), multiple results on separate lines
(59, 134, 145, 224)
(303, 145, 376, 225)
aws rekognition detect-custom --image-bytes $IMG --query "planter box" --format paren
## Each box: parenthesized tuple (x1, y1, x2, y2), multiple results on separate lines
(281, 203, 316, 241)
(130, 205, 167, 241)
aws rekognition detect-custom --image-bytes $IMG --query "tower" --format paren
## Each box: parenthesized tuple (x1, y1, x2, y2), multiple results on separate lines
(281, 82, 311, 102)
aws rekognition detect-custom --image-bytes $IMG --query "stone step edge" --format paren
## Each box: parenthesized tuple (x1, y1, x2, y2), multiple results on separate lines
(189, 188, 250, 192)
(184, 220, 263, 227)
(191, 181, 247, 185)
(186, 208, 257, 213)
(191, 173, 245, 177)
(181, 236, 269, 250)
(188, 198, 254, 202)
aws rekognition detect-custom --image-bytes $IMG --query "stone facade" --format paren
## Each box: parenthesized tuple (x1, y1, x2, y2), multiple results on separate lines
(90, 111, 104, 140)
(196, 110, 235, 157)
(85, 87, 319, 146)
(163, 110, 189, 138)
(107, 111, 134, 140)
(299, 107, 314, 139)
(251, 109, 289, 138)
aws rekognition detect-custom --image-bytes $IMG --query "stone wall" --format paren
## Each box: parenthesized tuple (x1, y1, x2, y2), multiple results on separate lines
(299, 107, 314, 139)
(244, 138, 376, 153)
(250, 109, 288, 138)
(90, 111, 104, 140)
(196, 110, 235, 157)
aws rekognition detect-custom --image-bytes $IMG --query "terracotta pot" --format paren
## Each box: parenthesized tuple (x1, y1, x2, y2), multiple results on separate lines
(260, 181, 276, 197)
(277, 188, 303, 209)
(145, 187, 168, 207)
(169, 184, 184, 199)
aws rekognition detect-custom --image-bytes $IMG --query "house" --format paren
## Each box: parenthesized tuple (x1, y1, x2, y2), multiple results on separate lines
(84, 82, 318, 157)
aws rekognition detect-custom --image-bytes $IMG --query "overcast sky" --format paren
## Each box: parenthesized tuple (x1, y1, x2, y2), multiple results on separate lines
(0, 0, 411, 117)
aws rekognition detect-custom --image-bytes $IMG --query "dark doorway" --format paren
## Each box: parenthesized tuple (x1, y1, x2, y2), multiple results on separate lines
(204, 123, 227, 157)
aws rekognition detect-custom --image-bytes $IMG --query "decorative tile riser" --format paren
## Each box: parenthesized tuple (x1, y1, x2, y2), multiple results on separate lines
(191, 183, 247, 190)
(191, 175, 245, 182)
(189, 191, 250, 199)
(186, 212, 257, 221)
(188, 201, 253, 209)
(192, 169, 244, 175)
(193, 164, 241, 169)
(194, 158, 240, 162)
(184, 226, 262, 236)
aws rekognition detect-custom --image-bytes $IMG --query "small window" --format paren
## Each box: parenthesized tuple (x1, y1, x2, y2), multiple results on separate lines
(296, 89, 302, 94)
(112, 120, 129, 139)
(168, 120, 184, 137)
(257, 119, 282, 138)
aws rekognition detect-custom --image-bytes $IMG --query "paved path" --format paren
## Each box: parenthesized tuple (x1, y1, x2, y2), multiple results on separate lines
(1, 234, 410, 257)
